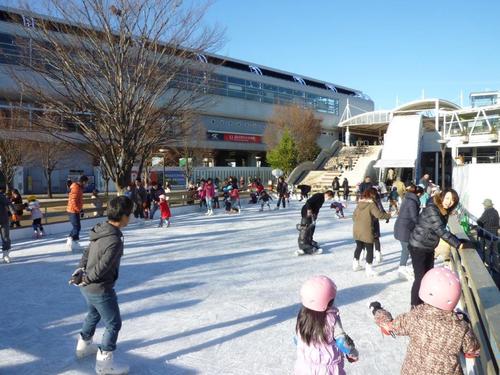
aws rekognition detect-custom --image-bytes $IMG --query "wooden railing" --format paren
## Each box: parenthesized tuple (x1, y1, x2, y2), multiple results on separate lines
(448, 213, 500, 375)
(11, 190, 251, 228)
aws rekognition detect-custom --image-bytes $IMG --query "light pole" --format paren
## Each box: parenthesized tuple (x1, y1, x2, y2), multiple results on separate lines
(255, 156, 261, 180)
(437, 139, 449, 190)
(159, 148, 167, 187)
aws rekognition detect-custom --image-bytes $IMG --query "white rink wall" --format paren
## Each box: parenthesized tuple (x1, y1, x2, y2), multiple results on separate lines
(452, 164, 500, 217)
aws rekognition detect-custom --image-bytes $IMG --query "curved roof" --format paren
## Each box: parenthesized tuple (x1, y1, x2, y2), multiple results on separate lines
(393, 98, 461, 113)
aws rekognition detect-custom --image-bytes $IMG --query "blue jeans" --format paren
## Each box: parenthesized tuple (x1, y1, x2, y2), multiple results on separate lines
(399, 241, 410, 266)
(150, 202, 159, 219)
(80, 289, 122, 352)
(68, 213, 81, 240)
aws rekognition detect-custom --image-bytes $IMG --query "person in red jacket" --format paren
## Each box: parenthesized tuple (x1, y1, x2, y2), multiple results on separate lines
(158, 194, 171, 227)
(66, 175, 89, 251)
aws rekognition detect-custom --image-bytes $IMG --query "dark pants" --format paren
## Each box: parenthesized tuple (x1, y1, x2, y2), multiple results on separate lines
(374, 237, 381, 252)
(150, 202, 159, 219)
(277, 195, 286, 208)
(133, 203, 144, 219)
(409, 246, 434, 307)
(354, 240, 374, 263)
(80, 289, 122, 352)
(0, 224, 11, 251)
(343, 191, 349, 201)
(32, 218, 44, 232)
(68, 213, 81, 241)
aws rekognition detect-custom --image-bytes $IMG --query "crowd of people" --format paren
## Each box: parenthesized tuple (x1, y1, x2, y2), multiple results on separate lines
(1, 168, 498, 374)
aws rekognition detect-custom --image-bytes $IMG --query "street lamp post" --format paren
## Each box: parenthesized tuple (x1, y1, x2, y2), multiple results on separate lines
(437, 139, 449, 190)
(255, 156, 261, 180)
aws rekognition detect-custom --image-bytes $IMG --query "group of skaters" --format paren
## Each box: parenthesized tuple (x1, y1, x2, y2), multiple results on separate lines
(294, 173, 489, 374)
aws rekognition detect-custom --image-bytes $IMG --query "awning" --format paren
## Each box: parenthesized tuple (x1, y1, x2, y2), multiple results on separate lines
(374, 159, 415, 168)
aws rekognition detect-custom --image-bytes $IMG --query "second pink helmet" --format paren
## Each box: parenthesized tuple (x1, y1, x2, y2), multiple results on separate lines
(300, 275, 337, 312)
(418, 267, 461, 311)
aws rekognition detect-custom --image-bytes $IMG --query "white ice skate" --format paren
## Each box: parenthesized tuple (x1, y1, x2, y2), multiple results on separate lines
(352, 259, 362, 271)
(313, 248, 323, 255)
(360, 250, 366, 261)
(365, 263, 379, 277)
(76, 334, 98, 358)
(2, 251, 11, 264)
(397, 266, 414, 280)
(71, 241, 84, 251)
(295, 249, 305, 256)
(66, 237, 73, 251)
(95, 349, 129, 375)
(374, 251, 382, 264)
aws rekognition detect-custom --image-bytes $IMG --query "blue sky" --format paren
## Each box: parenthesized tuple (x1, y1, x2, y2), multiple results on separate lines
(205, 0, 500, 109)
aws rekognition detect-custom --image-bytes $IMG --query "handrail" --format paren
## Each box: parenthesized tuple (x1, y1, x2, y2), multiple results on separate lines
(448, 214, 500, 375)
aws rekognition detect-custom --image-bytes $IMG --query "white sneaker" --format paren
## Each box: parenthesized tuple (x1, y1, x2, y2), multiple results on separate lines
(374, 251, 382, 264)
(95, 349, 129, 375)
(295, 249, 305, 256)
(365, 263, 378, 277)
(2, 251, 11, 264)
(352, 259, 362, 271)
(76, 334, 98, 358)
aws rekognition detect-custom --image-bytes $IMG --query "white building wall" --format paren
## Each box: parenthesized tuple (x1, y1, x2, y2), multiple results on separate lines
(452, 164, 500, 217)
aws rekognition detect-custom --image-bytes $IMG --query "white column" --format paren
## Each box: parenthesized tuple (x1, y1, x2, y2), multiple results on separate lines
(345, 126, 350, 147)
(435, 152, 439, 184)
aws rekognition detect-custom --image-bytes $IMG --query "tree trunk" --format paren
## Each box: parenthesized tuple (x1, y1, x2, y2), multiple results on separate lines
(104, 178, 109, 197)
(47, 172, 53, 198)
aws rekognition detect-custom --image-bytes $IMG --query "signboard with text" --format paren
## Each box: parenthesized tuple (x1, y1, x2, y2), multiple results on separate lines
(207, 131, 262, 144)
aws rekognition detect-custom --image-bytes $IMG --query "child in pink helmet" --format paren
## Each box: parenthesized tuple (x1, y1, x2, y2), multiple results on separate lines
(295, 275, 359, 375)
(369, 267, 480, 375)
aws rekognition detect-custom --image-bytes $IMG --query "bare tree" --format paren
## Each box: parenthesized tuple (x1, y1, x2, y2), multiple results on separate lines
(264, 104, 322, 163)
(0, 106, 26, 192)
(28, 136, 72, 198)
(14, 0, 223, 192)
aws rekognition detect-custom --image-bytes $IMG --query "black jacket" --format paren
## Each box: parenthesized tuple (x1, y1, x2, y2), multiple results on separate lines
(0, 193, 12, 226)
(372, 195, 386, 238)
(477, 207, 500, 240)
(358, 182, 372, 194)
(342, 179, 349, 193)
(303, 193, 325, 216)
(409, 202, 460, 251)
(276, 181, 288, 195)
(394, 192, 420, 242)
(332, 180, 340, 190)
(79, 222, 124, 293)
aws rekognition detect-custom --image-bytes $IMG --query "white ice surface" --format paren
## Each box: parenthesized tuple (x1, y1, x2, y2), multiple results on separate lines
(0, 200, 412, 374)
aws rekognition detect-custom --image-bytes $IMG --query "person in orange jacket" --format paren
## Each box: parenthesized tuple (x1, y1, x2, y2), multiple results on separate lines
(66, 175, 89, 251)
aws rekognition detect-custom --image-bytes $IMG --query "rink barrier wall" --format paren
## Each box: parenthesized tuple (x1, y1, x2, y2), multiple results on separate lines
(10, 190, 251, 241)
(448, 215, 500, 375)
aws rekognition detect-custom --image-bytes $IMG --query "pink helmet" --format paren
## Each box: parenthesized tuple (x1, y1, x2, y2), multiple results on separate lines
(419, 267, 461, 311)
(300, 275, 337, 312)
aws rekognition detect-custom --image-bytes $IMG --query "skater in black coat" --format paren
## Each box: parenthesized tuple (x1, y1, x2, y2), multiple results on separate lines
(331, 177, 340, 199)
(342, 178, 350, 201)
(298, 191, 334, 253)
(276, 177, 288, 209)
(297, 184, 311, 201)
(408, 189, 463, 306)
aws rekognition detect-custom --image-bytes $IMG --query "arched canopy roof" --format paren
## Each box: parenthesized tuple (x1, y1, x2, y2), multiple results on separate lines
(393, 98, 461, 113)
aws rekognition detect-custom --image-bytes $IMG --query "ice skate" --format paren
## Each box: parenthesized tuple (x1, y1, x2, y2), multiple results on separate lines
(2, 251, 11, 264)
(374, 251, 382, 264)
(76, 334, 98, 358)
(352, 259, 362, 271)
(313, 248, 323, 255)
(32, 231, 39, 239)
(398, 266, 414, 280)
(360, 250, 366, 261)
(66, 237, 73, 251)
(95, 349, 129, 375)
(71, 240, 84, 251)
(365, 263, 378, 277)
(295, 249, 305, 256)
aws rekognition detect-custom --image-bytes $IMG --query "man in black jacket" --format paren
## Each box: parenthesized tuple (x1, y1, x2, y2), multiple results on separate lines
(149, 182, 165, 219)
(0, 186, 13, 263)
(298, 190, 334, 253)
(275, 177, 288, 209)
(477, 198, 500, 269)
(70, 196, 133, 374)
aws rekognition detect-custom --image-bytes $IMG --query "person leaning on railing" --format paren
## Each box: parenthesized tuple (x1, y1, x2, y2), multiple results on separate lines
(476, 198, 500, 270)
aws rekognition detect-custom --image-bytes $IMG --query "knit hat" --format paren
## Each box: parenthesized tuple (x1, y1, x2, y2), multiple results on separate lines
(28, 195, 37, 202)
(483, 199, 494, 207)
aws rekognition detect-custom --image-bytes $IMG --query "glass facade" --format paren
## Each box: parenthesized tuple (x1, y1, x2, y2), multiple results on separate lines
(175, 70, 340, 115)
(0, 32, 340, 116)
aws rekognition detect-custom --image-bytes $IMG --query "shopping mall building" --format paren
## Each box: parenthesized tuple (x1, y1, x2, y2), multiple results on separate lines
(0, 6, 373, 193)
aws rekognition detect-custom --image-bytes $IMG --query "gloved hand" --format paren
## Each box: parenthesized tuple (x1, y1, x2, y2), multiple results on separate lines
(458, 239, 475, 250)
(454, 308, 471, 323)
(336, 334, 358, 362)
(69, 267, 87, 286)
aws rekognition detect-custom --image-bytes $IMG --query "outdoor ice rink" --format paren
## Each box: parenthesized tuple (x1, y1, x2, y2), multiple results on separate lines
(0, 200, 411, 374)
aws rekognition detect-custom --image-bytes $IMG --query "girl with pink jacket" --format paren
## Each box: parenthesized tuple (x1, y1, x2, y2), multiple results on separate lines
(295, 276, 359, 375)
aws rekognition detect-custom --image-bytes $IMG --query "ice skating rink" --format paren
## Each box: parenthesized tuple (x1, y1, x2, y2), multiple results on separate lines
(0, 200, 410, 374)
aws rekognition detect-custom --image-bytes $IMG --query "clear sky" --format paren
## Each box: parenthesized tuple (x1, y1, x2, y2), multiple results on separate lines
(204, 0, 500, 110)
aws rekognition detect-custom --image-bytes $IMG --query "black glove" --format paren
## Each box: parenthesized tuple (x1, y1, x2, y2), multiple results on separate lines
(69, 267, 87, 286)
(369, 301, 383, 315)
(459, 239, 475, 250)
(455, 308, 471, 323)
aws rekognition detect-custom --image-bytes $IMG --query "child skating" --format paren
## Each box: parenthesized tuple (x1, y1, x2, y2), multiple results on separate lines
(158, 195, 171, 228)
(258, 190, 273, 211)
(369, 267, 480, 375)
(295, 275, 358, 374)
(330, 201, 346, 219)
(26, 195, 44, 238)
